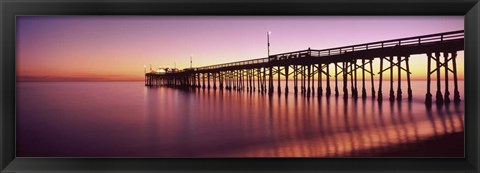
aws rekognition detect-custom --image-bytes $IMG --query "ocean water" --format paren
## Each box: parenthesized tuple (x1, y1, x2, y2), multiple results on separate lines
(16, 80, 464, 157)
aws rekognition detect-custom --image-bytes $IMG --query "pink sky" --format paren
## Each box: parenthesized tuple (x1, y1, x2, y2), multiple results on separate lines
(16, 16, 464, 81)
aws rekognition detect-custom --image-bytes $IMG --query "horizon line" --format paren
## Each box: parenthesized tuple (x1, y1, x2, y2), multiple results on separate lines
(17, 79, 465, 82)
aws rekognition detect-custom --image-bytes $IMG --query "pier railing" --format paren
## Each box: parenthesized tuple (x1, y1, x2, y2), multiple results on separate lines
(194, 30, 463, 72)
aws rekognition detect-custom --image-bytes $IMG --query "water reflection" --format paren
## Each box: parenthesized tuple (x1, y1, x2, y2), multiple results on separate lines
(141, 85, 464, 157)
(17, 82, 464, 157)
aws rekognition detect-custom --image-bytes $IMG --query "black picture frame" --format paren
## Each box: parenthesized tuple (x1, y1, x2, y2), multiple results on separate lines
(1, 0, 479, 172)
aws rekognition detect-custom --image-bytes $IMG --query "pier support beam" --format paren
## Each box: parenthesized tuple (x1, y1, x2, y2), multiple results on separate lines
(213, 73, 217, 90)
(307, 64, 311, 96)
(343, 62, 348, 99)
(293, 65, 298, 95)
(232, 71, 236, 90)
(452, 52, 461, 104)
(326, 63, 331, 97)
(285, 66, 289, 95)
(260, 68, 263, 92)
(299, 66, 303, 94)
(443, 52, 450, 104)
(225, 71, 229, 90)
(239, 70, 243, 91)
(353, 60, 358, 99)
(244, 70, 247, 91)
(302, 65, 306, 95)
(425, 53, 433, 105)
(197, 73, 201, 88)
(435, 52, 444, 105)
(249, 69, 253, 92)
(378, 57, 384, 102)
(242, 70, 246, 91)
(257, 68, 261, 92)
(350, 61, 355, 98)
(389, 56, 395, 102)
(207, 73, 211, 90)
(335, 63, 339, 97)
(278, 66, 281, 95)
(202, 73, 206, 89)
(311, 64, 315, 96)
(397, 56, 402, 101)
(220, 71, 224, 90)
(230, 71, 233, 90)
(370, 59, 375, 99)
(318, 64, 323, 96)
(361, 59, 367, 99)
(240, 70, 243, 91)
(269, 66, 274, 94)
(190, 75, 195, 88)
(235, 70, 239, 91)
(406, 56, 412, 100)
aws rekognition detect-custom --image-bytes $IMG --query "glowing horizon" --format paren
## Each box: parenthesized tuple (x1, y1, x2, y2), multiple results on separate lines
(16, 16, 464, 82)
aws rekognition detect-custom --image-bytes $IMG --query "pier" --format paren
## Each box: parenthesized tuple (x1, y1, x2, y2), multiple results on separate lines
(145, 30, 464, 106)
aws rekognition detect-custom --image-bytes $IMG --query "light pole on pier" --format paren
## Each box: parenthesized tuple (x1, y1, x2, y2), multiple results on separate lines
(144, 65, 146, 74)
(267, 31, 272, 94)
(267, 31, 271, 57)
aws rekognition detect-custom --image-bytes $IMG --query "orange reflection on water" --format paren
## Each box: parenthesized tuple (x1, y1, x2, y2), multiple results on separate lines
(17, 81, 464, 157)
(216, 98, 464, 157)
(152, 83, 464, 157)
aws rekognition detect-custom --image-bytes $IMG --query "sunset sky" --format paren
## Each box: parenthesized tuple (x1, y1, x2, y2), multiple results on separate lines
(16, 16, 464, 81)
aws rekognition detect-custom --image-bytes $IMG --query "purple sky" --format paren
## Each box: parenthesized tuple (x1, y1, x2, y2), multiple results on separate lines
(16, 16, 464, 81)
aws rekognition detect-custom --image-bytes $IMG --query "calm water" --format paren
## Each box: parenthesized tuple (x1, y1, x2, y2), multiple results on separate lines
(16, 81, 464, 157)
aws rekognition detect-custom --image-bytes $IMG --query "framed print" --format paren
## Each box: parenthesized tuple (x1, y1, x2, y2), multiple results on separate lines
(1, 0, 480, 172)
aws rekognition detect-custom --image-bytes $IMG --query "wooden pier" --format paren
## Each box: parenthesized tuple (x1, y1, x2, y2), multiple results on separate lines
(146, 30, 464, 105)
